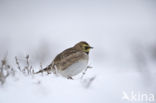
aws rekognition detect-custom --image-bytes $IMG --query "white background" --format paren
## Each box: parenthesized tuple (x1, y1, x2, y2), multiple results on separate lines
(0, 0, 156, 103)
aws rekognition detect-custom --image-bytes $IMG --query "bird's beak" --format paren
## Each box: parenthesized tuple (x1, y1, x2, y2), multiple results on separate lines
(89, 46, 93, 49)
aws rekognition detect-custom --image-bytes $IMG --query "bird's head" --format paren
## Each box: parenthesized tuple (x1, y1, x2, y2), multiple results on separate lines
(74, 41, 93, 54)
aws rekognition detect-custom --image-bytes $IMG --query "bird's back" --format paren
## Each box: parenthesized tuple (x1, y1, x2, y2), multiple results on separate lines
(53, 47, 88, 71)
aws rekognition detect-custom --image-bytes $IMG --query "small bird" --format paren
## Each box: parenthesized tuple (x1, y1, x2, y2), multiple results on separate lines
(35, 41, 93, 79)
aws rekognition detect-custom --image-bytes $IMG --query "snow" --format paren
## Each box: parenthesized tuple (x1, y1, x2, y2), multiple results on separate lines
(0, 63, 155, 103)
(0, 0, 156, 103)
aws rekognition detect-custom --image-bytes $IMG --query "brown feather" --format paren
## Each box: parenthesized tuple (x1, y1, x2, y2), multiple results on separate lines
(53, 48, 87, 70)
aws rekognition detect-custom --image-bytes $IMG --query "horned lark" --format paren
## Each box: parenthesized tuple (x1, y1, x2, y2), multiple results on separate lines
(36, 41, 93, 79)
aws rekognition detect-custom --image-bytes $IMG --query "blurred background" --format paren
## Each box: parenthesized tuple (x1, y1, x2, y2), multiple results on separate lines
(0, 0, 156, 103)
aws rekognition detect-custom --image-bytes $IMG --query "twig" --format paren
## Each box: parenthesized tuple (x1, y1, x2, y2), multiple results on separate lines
(81, 76, 96, 88)
(15, 55, 34, 76)
(0, 54, 15, 85)
(15, 56, 21, 71)
(80, 65, 93, 79)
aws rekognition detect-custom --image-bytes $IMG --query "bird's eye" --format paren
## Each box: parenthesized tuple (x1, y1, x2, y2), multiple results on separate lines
(85, 46, 89, 50)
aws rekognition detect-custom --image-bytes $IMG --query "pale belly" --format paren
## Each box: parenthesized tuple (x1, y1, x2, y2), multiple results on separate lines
(59, 59, 88, 77)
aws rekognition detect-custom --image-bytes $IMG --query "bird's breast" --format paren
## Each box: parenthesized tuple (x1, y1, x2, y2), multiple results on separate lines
(59, 58, 88, 77)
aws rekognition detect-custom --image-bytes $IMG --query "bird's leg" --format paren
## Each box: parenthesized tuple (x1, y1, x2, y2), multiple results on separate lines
(67, 76, 73, 80)
(47, 71, 51, 75)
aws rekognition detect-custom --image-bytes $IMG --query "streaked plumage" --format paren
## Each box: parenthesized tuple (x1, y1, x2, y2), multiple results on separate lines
(35, 41, 93, 79)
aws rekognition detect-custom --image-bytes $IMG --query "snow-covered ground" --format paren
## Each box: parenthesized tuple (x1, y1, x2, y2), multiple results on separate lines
(0, 0, 156, 103)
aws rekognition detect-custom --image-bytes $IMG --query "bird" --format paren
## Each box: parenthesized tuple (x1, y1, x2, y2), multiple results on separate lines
(35, 41, 93, 79)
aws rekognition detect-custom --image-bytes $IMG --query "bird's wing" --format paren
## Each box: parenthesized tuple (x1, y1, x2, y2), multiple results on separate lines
(54, 48, 87, 70)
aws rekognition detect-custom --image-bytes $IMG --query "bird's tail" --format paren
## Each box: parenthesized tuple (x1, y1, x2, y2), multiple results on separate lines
(35, 61, 55, 74)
